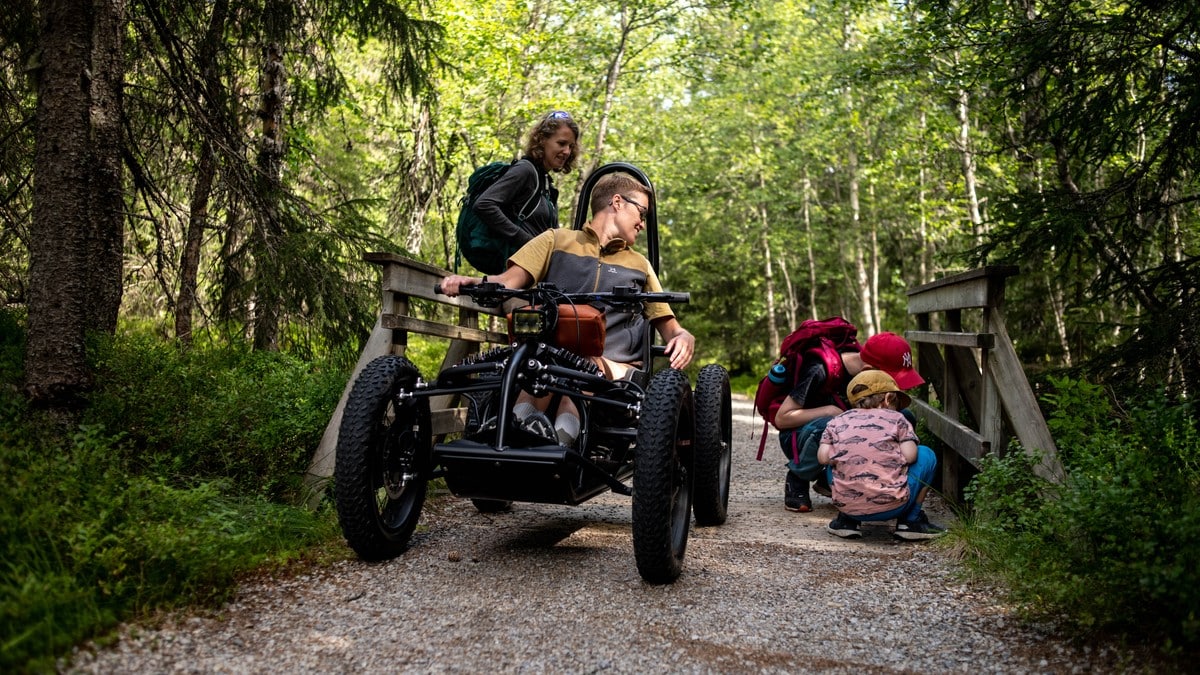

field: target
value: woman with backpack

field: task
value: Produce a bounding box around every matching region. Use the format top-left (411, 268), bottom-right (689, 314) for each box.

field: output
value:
top-left (775, 331), bottom-right (925, 513)
top-left (471, 111), bottom-right (581, 262)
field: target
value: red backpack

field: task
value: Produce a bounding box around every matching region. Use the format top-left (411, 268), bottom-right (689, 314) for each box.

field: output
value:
top-left (753, 317), bottom-right (861, 459)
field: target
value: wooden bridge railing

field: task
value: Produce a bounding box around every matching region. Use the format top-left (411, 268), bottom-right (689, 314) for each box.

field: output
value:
top-left (302, 253), bottom-right (504, 506)
top-left (905, 266), bottom-right (1065, 501)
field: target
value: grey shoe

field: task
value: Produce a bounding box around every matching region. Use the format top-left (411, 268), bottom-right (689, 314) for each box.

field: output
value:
top-left (894, 511), bottom-right (946, 541)
top-left (826, 512), bottom-right (862, 539)
top-left (812, 473), bottom-right (832, 498)
top-left (517, 411), bottom-right (557, 444)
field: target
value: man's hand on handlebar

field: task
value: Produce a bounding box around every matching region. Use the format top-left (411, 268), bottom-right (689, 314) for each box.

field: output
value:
top-left (438, 274), bottom-right (484, 297)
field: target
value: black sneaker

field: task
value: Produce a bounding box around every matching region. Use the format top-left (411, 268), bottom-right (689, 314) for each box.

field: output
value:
top-left (894, 511), bottom-right (946, 541)
top-left (784, 472), bottom-right (812, 513)
top-left (826, 512), bottom-right (862, 539)
top-left (516, 411), bottom-right (557, 444)
top-left (812, 473), bottom-right (832, 498)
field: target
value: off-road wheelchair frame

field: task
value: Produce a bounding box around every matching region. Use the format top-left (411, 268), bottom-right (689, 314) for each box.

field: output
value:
top-left (333, 163), bottom-right (732, 584)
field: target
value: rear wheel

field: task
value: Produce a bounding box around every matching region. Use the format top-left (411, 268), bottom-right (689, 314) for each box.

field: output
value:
top-left (632, 368), bottom-right (694, 584)
top-left (693, 364), bottom-right (732, 526)
top-left (335, 355), bottom-right (431, 560)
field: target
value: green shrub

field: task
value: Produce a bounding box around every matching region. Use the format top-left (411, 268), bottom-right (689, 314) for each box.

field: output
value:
top-left (958, 377), bottom-right (1200, 656)
top-left (401, 333), bottom-right (450, 379)
top-left (0, 317), bottom-right (345, 671)
top-left (84, 334), bottom-right (347, 499)
top-left (0, 415), bottom-right (338, 672)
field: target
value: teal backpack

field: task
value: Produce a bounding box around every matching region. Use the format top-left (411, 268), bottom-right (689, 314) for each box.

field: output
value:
top-left (455, 160), bottom-right (542, 275)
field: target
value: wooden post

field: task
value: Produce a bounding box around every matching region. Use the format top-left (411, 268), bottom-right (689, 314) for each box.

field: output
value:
top-left (905, 266), bottom-right (1063, 503)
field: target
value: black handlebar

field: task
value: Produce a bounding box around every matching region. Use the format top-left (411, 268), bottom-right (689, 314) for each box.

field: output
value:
top-left (435, 282), bottom-right (689, 309)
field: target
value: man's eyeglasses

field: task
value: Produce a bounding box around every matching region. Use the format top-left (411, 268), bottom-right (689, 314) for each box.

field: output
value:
top-left (619, 194), bottom-right (648, 221)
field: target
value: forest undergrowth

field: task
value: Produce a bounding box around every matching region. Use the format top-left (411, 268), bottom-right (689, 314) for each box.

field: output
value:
top-left (0, 311), bottom-right (349, 672)
top-left (951, 376), bottom-right (1200, 661)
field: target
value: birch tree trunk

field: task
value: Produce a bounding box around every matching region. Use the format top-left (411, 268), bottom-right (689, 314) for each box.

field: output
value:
top-left (849, 144), bottom-right (874, 334)
top-left (779, 257), bottom-right (797, 331)
top-left (586, 7), bottom-right (630, 176)
top-left (401, 99), bottom-right (439, 256)
top-left (842, 12), bottom-right (875, 335)
top-left (803, 173), bottom-right (817, 320)
top-left (918, 111), bottom-right (930, 285)
top-left (868, 179), bottom-right (880, 332)
top-left (956, 83), bottom-right (984, 244)
top-left (759, 168), bottom-right (779, 356)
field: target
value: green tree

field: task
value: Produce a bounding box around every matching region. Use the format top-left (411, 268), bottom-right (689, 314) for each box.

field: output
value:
top-left (913, 0), bottom-right (1200, 395)
top-left (23, 0), bottom-right (126, 407)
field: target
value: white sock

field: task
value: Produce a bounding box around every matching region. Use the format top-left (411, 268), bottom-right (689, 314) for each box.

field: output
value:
top-left (555, 413), bottom-right (580, 446)
top-left (513, 401), bottom-right (537, 420)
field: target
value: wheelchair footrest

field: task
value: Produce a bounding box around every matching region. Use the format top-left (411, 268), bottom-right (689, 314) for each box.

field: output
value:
top-left (434, 439), bottom-right (633, 505)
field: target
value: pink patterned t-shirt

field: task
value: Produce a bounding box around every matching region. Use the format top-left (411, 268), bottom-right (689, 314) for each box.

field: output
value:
top-left (820, 408), bottom-right (918, 517)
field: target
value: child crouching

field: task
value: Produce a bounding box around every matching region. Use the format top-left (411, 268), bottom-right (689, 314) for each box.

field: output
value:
top-left (816, 370), bottom-right (945, 540)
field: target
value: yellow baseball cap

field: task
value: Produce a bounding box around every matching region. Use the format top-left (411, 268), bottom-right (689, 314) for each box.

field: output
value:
top-left (846, 370), bottom-right (911, 408)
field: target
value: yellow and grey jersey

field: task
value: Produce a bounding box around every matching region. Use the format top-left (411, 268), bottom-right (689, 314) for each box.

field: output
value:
top-left (509, 226), bottom-right (674, 364)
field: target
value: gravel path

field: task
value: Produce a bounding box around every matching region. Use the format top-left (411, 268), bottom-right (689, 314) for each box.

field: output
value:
top-left (67, 396), bottom-right (1140, 674)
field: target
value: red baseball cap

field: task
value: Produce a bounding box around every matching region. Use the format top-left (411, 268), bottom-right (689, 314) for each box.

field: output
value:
top-left (860, 332), bottom-right (925, 390)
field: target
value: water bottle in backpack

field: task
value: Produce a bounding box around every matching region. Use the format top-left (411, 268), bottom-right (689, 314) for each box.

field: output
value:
top-left (767, 363), bottom-right (788, 385)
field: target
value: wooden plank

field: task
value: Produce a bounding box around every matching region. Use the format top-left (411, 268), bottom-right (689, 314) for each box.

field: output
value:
top-left (906, 330), bottom-right (994, 349)
top-left (907, 277), bottom-right (992, 313)
top-left (985, 312), bottom-right (1066, 483)
top-left (432, 406), bottom-right (467, 436)
top-left (369, 253), bottom-right (506, 315)
top-left (906, 266), bottom-right (1018, 314)
top-left (945, 345), bottom-right (983, 423)
top-left (914, 339), bottom-right (945, 395)
top-left (910, 399), bottom-right (989, 468)
top-left (906, 265), bottom-right (1019, 296)
top-left (382, 314), bottom-right (507, 344)
top-left (364, 251), bottom-right (447, 276)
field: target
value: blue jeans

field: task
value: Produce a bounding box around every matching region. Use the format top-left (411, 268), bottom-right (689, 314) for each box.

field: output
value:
top-left (779, 416), bottom-right (832, 482)
top-left (828, 444), bottom-right (937, 524)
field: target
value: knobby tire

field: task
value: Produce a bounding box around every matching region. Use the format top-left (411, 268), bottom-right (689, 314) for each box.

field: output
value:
top-left (631, 368), bottom-right (694, 584)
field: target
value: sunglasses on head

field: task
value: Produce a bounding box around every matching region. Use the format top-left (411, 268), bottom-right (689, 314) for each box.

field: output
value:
top-left (548, 110), bottom-right (572, 120)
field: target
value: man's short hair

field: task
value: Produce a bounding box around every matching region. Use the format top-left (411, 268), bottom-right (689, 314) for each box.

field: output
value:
top-left (590, 172), bottom-right (655, 217)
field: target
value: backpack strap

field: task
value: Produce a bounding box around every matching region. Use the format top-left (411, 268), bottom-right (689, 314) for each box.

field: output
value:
top-left (514, 158), bottom-right (545, 221)
top-left (811, 339), bottom-right (851, 410)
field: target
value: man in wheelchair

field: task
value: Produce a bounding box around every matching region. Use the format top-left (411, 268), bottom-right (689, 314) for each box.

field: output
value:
top-left (439, 172), bottom-right (696, 445)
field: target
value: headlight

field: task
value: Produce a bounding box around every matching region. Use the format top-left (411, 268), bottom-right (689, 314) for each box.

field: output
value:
top-left (509, 307), bottom-right (546, 337)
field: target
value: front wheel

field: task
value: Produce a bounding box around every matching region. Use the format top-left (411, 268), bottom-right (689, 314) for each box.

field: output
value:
top-left (632, 368), bottom-right (694, 584)
top-left (335, 355), bottom-right (431, 561)
top-left (692, 364), bottom-right (732, 526)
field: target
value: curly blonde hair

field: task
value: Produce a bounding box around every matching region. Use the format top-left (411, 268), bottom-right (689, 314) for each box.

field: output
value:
top-left (522, 111), bottom-right (581, 173)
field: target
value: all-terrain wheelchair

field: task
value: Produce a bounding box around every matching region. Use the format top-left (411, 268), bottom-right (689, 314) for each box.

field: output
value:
top-left (333, 163), bottom-right (732, 584)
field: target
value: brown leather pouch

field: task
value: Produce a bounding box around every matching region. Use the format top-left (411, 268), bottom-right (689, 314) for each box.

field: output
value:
top-left (554, 303), bottom-right (606, 357)
top-left (508, 303), bottom-right (607, 357)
